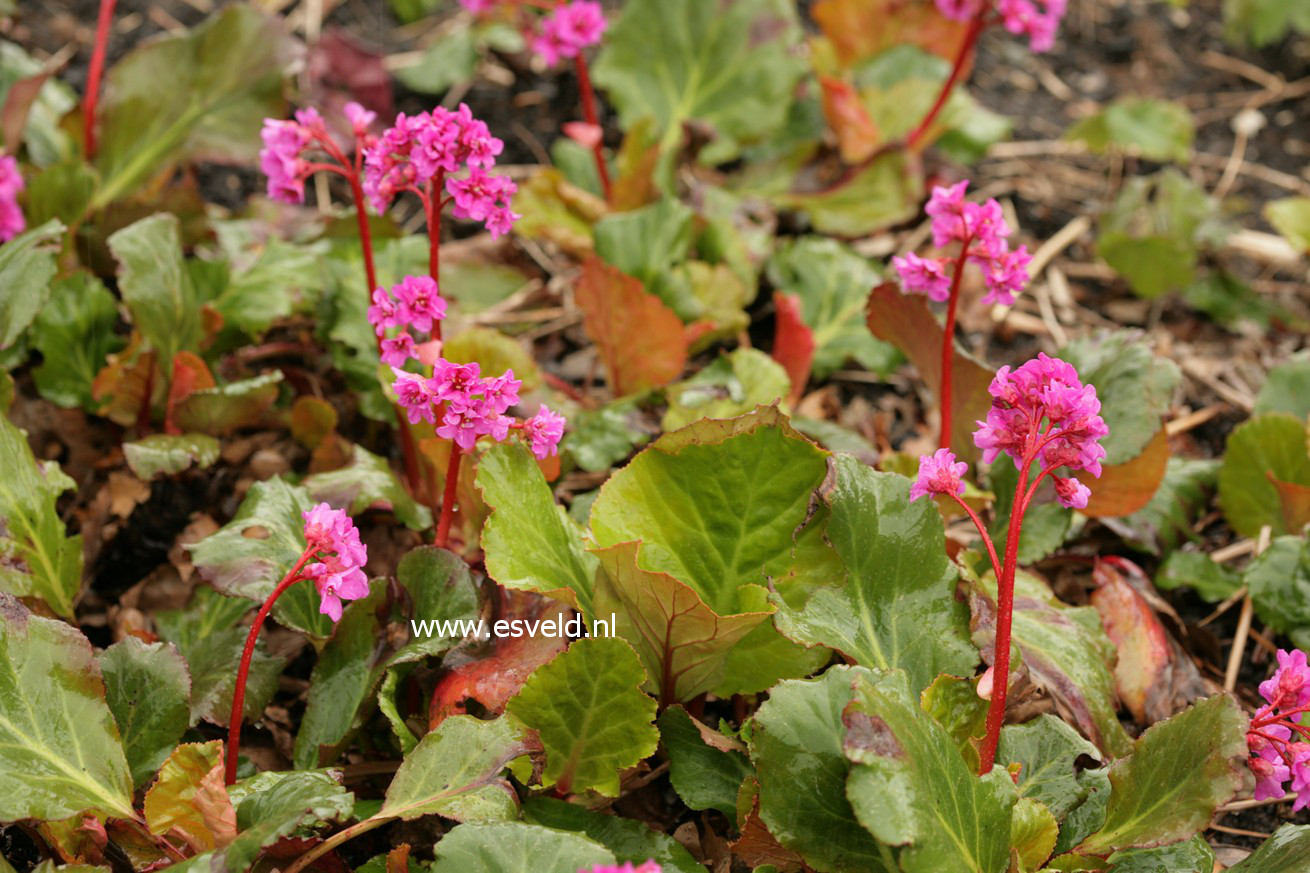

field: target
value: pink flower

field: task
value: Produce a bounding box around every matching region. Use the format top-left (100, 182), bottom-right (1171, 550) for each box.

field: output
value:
top-left (381, 332), bottom-right (418, 367)
top-left (909, 449), bottom-right (968, 502)
top-left (935, 0), bottom-right (985, 19)
top-left (393, 275), bottom-right (448, 334)
top-left (0, 154), bottom-right (25, 242)
top-left (368, 287), bottom-right (400, 335)
top-left (980, 245), bottom-right (1032, 306)
top-left (580, 863), bottom-right (660, 873)
top-left (308, 560), bottom-right (370, 622)
top-left (893, 252), bottom-right (952, 303)
top-left (260, 118), bottom-right (311, 204)
top-left (534, 1), bottom-right (607, 66)
top-left (483, 369), bottom-right (522, 415)
top-left (459, 0), bottom-right (499, 11)
top-left (446, 169), bottom-right (519, 239)
top-left (364, 106), bottom-right (507, 212)
top-left (925, 181), bottom-right (970, 248)
top-left (522, 405), bottom-right (566, 459)
top-left (301, 502), bottom-right (369, 622)
top-left (1052, 475), bottom-right (1090, 510)
top-left (392, 368), bottom-right (438, 424)
top-left (431, 360), bottom-right (482, 404)
top-left (344, 101), bottom-right (376, 137)
top-left (437, 401), bottom-right (485, 451)
top-left (997, 0), bottom-right (1066, 52)
top-left (1261, 649), bottom-right (1310, 710)
top-left (1251, 755), bottom-right (1292, 803)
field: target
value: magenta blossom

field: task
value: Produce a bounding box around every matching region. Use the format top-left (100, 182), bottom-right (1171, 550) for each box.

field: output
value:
top-left (258, 105), bottom-right (370, 205)
top-left (370, 275), bottom-right (447, 368)
top-left (935, 0), bottom-right (1066, 53)
top-left (0, 154), bottom-right (26, 242)
top-left (909, 449), bottom-right (969, 502)
top-left (891, 251), bottom-right (953, 302)
top-left (533, 1), bottom-right (607, 66)
top-left (301, 503), bottom-right (369, 622)
top-left (523, 405), bottom-right (566, 460)
top-left (1247, 649), bottom-right (1310, 810)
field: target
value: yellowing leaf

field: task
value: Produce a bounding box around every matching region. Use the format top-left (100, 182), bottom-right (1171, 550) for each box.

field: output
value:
top-left (143, 741), bottom-right (236, 852)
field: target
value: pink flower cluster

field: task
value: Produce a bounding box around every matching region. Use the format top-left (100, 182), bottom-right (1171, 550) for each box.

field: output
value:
top-left (362, 105), bottom-right (519, 238)
top-left (302, 503), bottom-right (369, 622)
top-left (909, 448), bottom-right (969, 502)
top-left (935, 0), bottom-right (1066, 53)
top-left (0, 154), bottom-right (26, 242)
top-left (368, 275), bottom-right (448, 367)
top-left (392, 360), bottom-right (565, 460)
top-left (974, 353), bottom-right (1106, 509)
top-left (580, 864), bottom-right (660, 873)
top-left (259, 103), bottom-right (376, 205)
top-left (892, 181), bottom-right (1032, 306)
top-left (1248, 649), bottom-right (1310, 808)
top-left (532, 1), bottom-right (607, 67)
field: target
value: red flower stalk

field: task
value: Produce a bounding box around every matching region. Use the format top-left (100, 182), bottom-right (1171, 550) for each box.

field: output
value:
top-left (83, 0), bottom-right (118, 160)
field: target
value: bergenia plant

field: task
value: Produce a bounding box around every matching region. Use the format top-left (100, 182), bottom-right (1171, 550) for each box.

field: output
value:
top-left (461, 0), bottom-right (611, 199)
top-left (893, 180), bottom-right (1032, 448)
top-left (225, 503), bottom-right (368, 784)
top-left (1248, 648), bottom-right (1310, 807)
top-left (0, 153), bottom-right (25, 242)
top-left (910, 352), bottom-right (1107, 773)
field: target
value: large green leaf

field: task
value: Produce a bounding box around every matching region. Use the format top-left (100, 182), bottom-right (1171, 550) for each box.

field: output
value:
top-left (1218, 413), bottom-right (1310, 537)
top-left (1066, 98), bottom-right (1194, 163)
top-left (123, 433), bottom-right (220, 480)
top-left (1255, 351), bottom-right (1310, 420)
top-left (1106, 836), bottom-right (1216, 873)
top-left (592, 0), bottom-right (805, 167)
top-left (477, 441), bottom-right (599, 617)
top-left (431, 822), bottom-right (615, 873)
top-left (1228, 824), bottom-right (1310, 871)
top-left (98, 636), bottom-right (191, 789)
top-left (506, 637), bottom-right (658, 796)
top-left (658, 705), bottom-right (753, 817)
top-left (1223, 0), bottom-right (1310, 46)
top-left (523, 797), bottom-right (703, 873)
top-left (750, 665), bottom-right (895, 873)
top-left (208, 232), bottom-right (329, 337)
top-left (773, 456), bottom-right (976, 696)
top-left (378, 715), bottom-right (527, 823)
top-left (304, 444), bottom-right (432, 531)
top-left (591, 406), bottom-right (828, 615)
top-left (107, 214), bottom-right (202, 374)
top-left (0, 220), bottom-right (65, 352)
top-left (592, 541), bottom-right (769, 704)
top-left (1246, 535), bottom-right (1310, 651)
top-left (225, 771), bottom-right (354, 873)
top-left (0, 415), bottom-right (83, 619)
top-left (997, 715), bottom-right (1103, 822)
top-left (0, 595), bottom-right (135, 822)
top-left (844, 670), bottom-right (1017, 873)
top-left (188, 477), bottom-right (332, 639)
top-left (774, 151), bottom-right (921, 238)
top-left (388, 546), bottom-right (481, 667)
top-left (93, 5), bottom-right (290, 208)
top-left (661, 349), bottom-right (793, 430)
top-left (1156, 551), bottom-right (1242, 604)
top-left (765, 237), bottom-right (899, 379)
top-left (1076, 695), bottom-right (1248, 853)
top-left (172, 371), bottom-right (284, 436)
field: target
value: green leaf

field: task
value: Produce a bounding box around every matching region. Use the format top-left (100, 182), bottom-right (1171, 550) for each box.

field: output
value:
top-left (773, 456), bottom-right (976, 696)
top-left (93, 5), bottom-right (290, 208)
top-left (154, 585), bottom-right (251, 653)
top-left (1052, 769), bottom-right (1111, 855)
top-left (389, 546), bottom-right (481, 667)
top-left (1076, 694), bottom-right (1248, 853)
top-left (506, 637), bottom-right (658, 796)
top-left (1060, 331), bottom-right (1181, 466)
top-left (661, 349), bottom-right (792, 430)
top-left (1227, 823), bottom-right (1310, 871)
top-left (226, 771), bottom-right (354, 873)
top-left (592, 0), bottom-right (806, 168)
top-left (444, 326), bottom-right (541, 392)
top-left (774, 151), bottom-right (921, 238)
top-left (188, 477), bottom-right (332, 638)
top-left (749, 665), bottom-right (894, 873)
top-left (1218, 413), bottom-right (1310, 537)
top-left (0, 219), bottom-right (64, 352)
top-left (1266, 197), bottom-right (1310, 253)
top-left (31, 274), bottom-right (126, 410)
top-left (523, 796), bottom-right (704, 873)
top-left (1011, 798), bottom-right (1059, 872)
top-left (379, 715), bottom-right (527, 823)
top-left (591, 405), bottom-right (828, 614)
top-left (304, 444), bottom-right (432, 531)
top-left (563, 398), bottom-right (653, 473)
top-left (478, 441), bottom-right (599, 617)
top-left (997, 715), bottom-right (1103, 822)
top-left (393, 26), bottom-right (478, 94)
top-left (844, 670), bottom-right (1018, 873)
top-left (0, 42), bottom-right (77, 166)
top-left (0, 415), bottom-right (83, 619)
top-left (172, 371), bottom-right (284, 436)
top-left (765, 237), bottom-right (899, 379)
top-left (1246, 536), bottom-right (1310, 651)
top-left (1223, 0), bottom-right (1310, 47)
top-left (1255, 351), bottom-right (1310, 420)
top-left (1113, 458), bottom-right (1218, 556)
top-left (593, 198), bottom-right (696, 317)
top-left (1106, 836), bottom-right (1216, 873)
top-left (593, 541), bottom-right (770, 704)
top-left (658, 705), bottom-right (753, 817)
top-left (0, 594), bottom-right (135, 821)
top-left (431, 822), bottom-right (615, 873)
top-left (920, 674), bottom-right (989, 771)
top-left (210, 236), bottom-right (330, 337)
top-left (123, 433), bottom-right (221, 480)
top-left (713, 618), bottom-right (834, 697)
top-left (98, 636), bottom-right (191, 789)
top-left (107, 214), bottom-right (202, 374)
top-left (24, 160), bottom-right (98, 228)
top-left (293, 581), bottom-right (388, 770)
top-left (1155, 551), bottom-right (1242, 604)
top-left (1066, 98), bottom-right (1194, 163)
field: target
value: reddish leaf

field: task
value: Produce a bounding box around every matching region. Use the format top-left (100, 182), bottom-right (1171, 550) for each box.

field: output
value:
top-left (428, 591), bottom-right (568, 730)
top-left (813, 0), bottom-right (973, 68)
top-left (3, 63), bottom-right (61, 154)
top-left (1083, 428), bottom-right (1170, 518)
top-left (1090, 562), bottom-right (1170, 724)
top-left (92, 335), bottom-right (159, 428)
top-left (771, 292), bottom-right (815, 408)
top-left (305, 28), bottom-right (394, 136)
top-left (386, 844), bottom-right (411, 873)
top-left (866, 282), bottom-right (992, 461)
top-left (1270, 471), bottom-right (1310, 533)
top-left (575, 255), bottom-right (687, 396)
top-left (819, 75), bottom-right (881, 163)
top-left (731, 792), bottom-right (804, 872)
top-left (164, 352), bottom-right (215, 436)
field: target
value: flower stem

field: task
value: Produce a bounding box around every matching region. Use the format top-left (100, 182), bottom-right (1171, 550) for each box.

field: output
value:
top-left (906, 10), bottom-right (988, 151)
top-left (938, 244), bottom-right (970, 450)
top-left (225, 549), bottom-right (315, 785)
top-left (83, 0), bottom-right (118, 160)
top-left (573, 53), bottom-right (612, 202)
top-left (435, 444), bottom-right (462, 549)
top-left (948, 493), bottom-right (1003, 582)
top-left (428, 173), bottom-right (445, 342)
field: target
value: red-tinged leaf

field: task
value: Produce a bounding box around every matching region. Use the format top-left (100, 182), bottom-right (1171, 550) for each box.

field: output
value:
top-left (164, 351), bottom-right (215, 436)
top-left (428, 591), bottom-right (568, 730)
top-left (731, 793), bottom-right (805, 872)
top-left (1083, 428), bottom-right (1170, 518)
top-left (819, 75), bottom-right (882, 163)
top-left (867, 282), bottom-right (992, 461)
top-left (575, 255), bottom-right (687, 397)
top-left (610, 120), bottom-right (661, 212)
top-left (3, 64), bottom-right (60, 154)
top-left (92, 335), bottom-right (159, 428)
top-left (386, 843), bottom-right (412, 873)
top-left (812, 0), bottom-right (973, 68)
top-left (772, 292), bottom-right (815, 407)
top-left (1270, 471), bottom-right (1310, 533)
top-left (305, 28), bottom-right (394, 136)
top-left (1090, 562), bottom-right (1171, 724)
